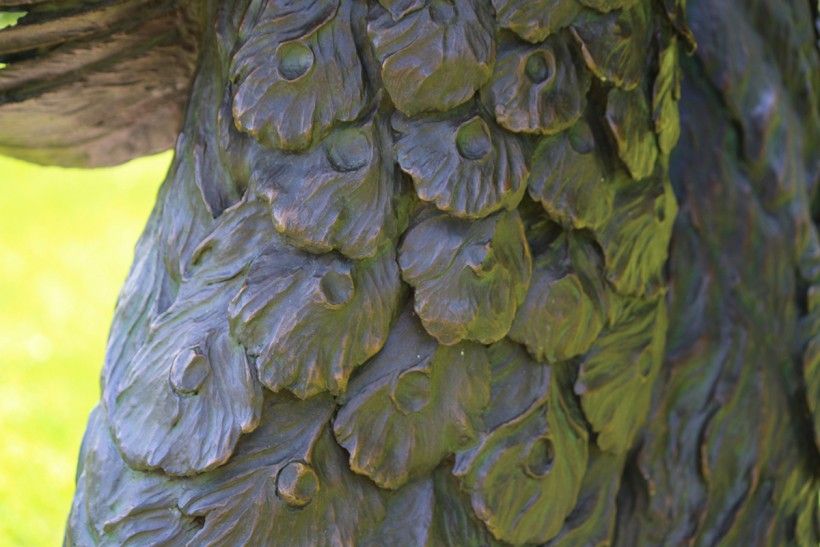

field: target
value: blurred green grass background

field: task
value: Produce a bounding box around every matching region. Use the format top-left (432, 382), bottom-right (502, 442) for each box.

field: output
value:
top-left (0, 153), bottom-right (170, 546)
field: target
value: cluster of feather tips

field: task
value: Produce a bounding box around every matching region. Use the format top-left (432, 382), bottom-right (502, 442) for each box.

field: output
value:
top-left (51, 0), bottom-right (820, 545)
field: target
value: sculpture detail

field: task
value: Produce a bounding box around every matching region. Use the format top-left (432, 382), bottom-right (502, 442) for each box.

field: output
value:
top-left (0, 0), bottom-right (816, 544)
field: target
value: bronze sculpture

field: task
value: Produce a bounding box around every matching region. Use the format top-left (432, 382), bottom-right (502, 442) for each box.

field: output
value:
top-left (0, 0), bottom-right (817, 544)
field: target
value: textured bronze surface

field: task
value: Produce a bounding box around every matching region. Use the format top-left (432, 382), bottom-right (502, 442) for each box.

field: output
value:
top-left (1, 0), bottom-right (817, 544)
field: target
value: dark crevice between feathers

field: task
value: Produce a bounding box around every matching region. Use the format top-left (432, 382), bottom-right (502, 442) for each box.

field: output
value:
top-left (612, 442), bottom-right (650, 545)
